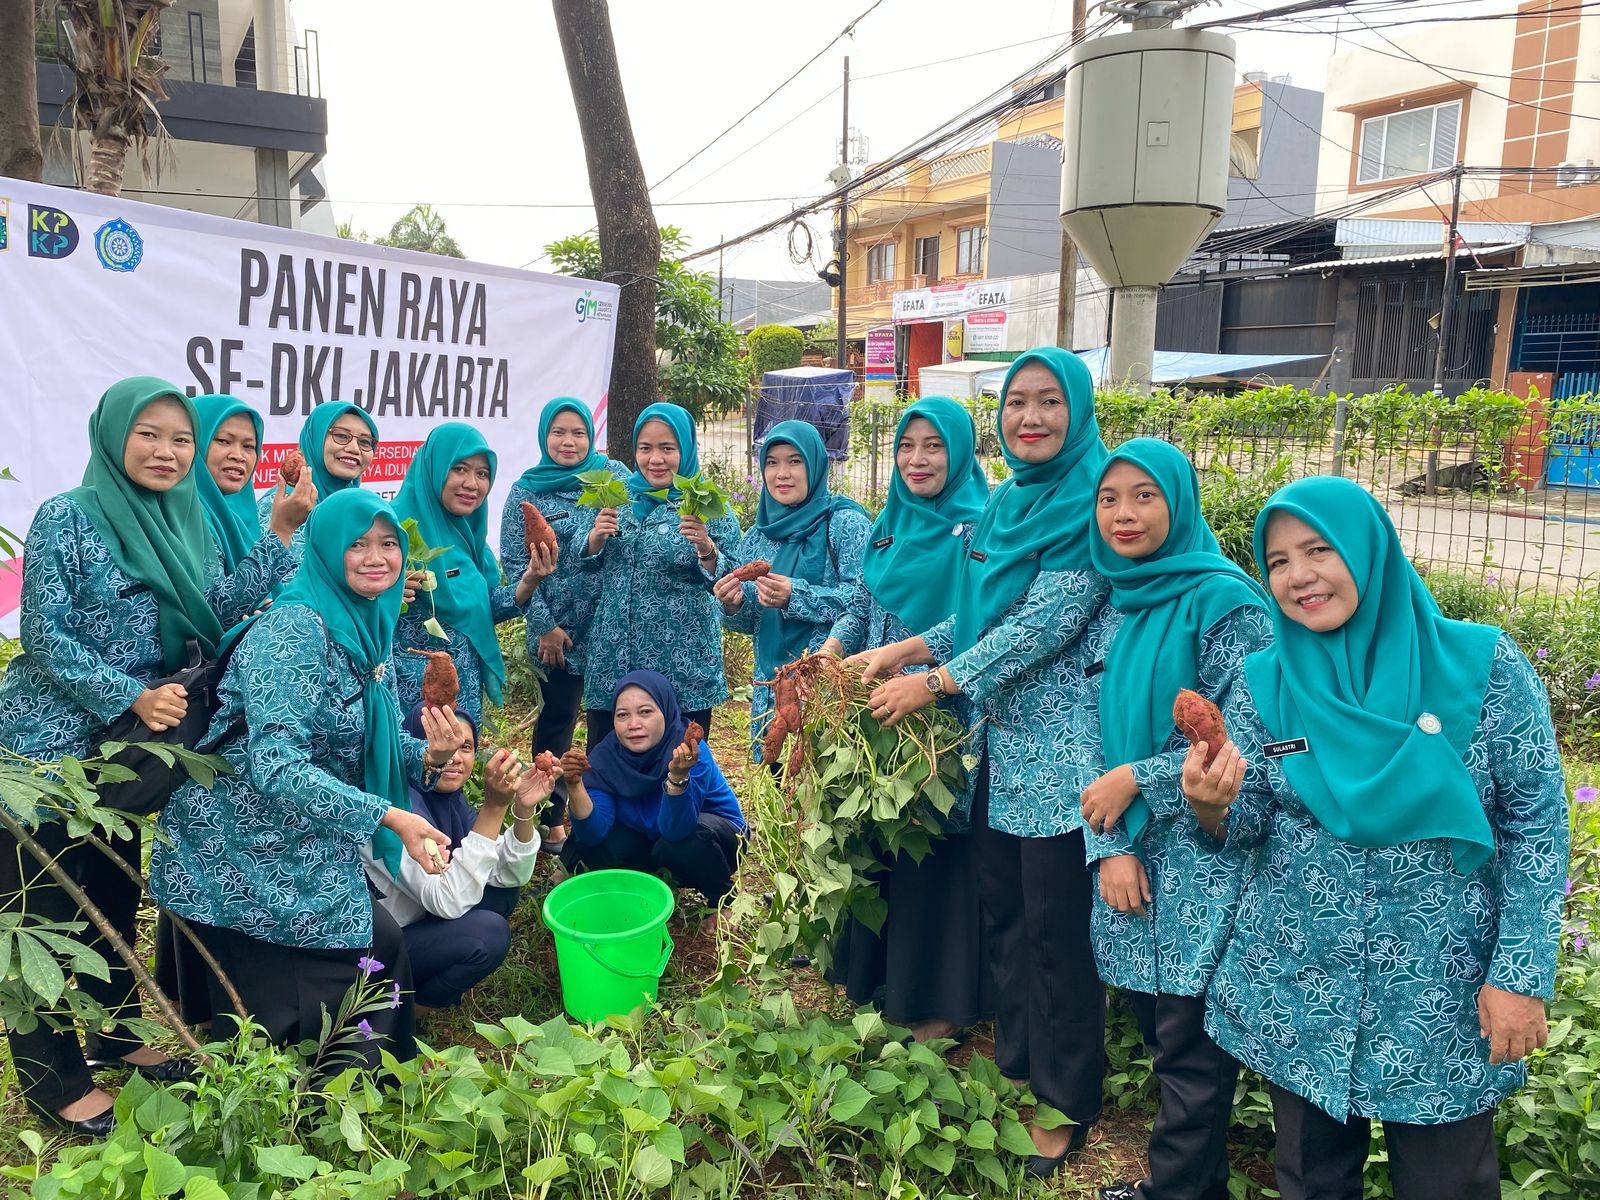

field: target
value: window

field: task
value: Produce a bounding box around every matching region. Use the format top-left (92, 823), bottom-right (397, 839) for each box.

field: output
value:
top-left (1357, 100), bottom-right (1460, 184)
top-left (867, 241), bottom-right (897, 284)
top-left (956, 226), bottom-right (986, 275)
top-left (915, 235), bottom-right (940, 279)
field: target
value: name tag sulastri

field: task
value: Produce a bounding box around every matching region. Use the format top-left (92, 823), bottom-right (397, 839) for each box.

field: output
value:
top-left (1262, 737), bottom-right (1309, 759)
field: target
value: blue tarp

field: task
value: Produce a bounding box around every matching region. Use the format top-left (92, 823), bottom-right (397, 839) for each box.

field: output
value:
top-left (1075, 346), bottom-right (1325, 386)
top-left (755, 367), bottom-right (854, 458)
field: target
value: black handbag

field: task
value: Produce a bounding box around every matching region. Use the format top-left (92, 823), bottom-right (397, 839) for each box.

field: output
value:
top-left (92, 638), bottom-right (234, 816)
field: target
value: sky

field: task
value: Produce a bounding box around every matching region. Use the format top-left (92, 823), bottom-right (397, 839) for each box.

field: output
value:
top-left (286, 0), bottom-right (1488, 282)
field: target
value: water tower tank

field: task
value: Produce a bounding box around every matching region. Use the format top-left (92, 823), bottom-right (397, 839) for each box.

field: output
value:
top-left (1060, 28), bottom-right (1237, 288)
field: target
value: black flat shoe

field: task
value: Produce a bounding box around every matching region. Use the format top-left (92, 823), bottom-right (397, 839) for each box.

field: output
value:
top-left (29, 1102), bottom-right (115, 1139)
top-left (1023, 1123), bottom-right (1090, 1178)
top-left (85, 1057), bottom-right (196, 1083)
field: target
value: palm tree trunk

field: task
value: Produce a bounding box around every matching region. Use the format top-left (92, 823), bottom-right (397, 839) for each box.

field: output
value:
top-left (85, 126), bottom-right (129, 195)
top-left (0, 0), bottom-right (44, 181)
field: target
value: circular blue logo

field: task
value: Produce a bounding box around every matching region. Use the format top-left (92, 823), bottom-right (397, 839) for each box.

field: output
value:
top-left (94, 218), bottom-right (143, 273)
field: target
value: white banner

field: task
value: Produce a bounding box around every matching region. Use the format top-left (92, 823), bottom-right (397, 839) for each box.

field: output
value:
top-left (891, 278), bottom-right (1012, 324)
top-left (0, 177), bottom-right (619, 627)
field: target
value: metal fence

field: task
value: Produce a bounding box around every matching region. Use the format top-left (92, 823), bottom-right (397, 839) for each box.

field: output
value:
top-left (697, 392), bottom-right (1600, 594)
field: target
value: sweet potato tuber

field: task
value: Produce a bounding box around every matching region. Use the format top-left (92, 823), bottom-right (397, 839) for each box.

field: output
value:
top-left (1173, 688), bottom-right (1228, 768)
top-left (280, 448), bottom-right (305, 488)
top-left (408, 648), bottom-right (460, 709)
top-left (762, 718), bottom-right (789, 766)
top-left (534, 750), bottom-right (560, 774)
top-left (561, 748), bottom-right (590, 787)
top-left (682, 721), bottom-right (705, 758)
top-left (521, 500), bottom-right (559, 555)
top-left (732, 559), bottom-right (772, 583)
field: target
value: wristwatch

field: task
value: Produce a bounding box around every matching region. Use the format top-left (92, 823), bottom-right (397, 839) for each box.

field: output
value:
top-left (924, 668), bottom-right (947, 697)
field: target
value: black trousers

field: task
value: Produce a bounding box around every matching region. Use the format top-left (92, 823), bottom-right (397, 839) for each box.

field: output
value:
top-left (402, 885), bottom-right (519, 1008)
top-left (533, 666), bottom-right (585, 825)
top-left (1, 820), bottom-right (146, 1112)
top-left (560, 812), bottom-right (742, 905)
top-left (1269, 1084), bottom-right (1499, 1200)
top-left (585, 707), bottom-right (713, 752)
top-left (1128, 991), bottom-right (1238, 1200)
top-left (971, 769), bottom-right (1105, 1124)
top-left (188, 906), bottom-right (417, 1074)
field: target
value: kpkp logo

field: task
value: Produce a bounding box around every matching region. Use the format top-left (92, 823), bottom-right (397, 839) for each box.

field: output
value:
top-left (27, 205), bottom-right (79, 259)
top-left (574, 289), bottom-right (614, 324)
top-left (94, 217), bottom-right (143, 273)
top-left (0, 199), bottom-right (9, 252)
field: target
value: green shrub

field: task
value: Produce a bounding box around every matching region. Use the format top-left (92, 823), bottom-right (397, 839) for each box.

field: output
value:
top-left (1197, 453), bottom-right (1296, 577)
top-left (746, 324), bottom-right (805, 380)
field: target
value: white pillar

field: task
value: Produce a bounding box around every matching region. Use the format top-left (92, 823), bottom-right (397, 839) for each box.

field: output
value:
top-left (1108, 285), bottom-right (1157, 396)
top-left (252, 0), bottom-right (287, 92)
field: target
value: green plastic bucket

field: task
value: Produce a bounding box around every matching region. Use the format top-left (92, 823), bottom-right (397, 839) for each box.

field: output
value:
top-left (541, 868), bottom-right (675, 1023)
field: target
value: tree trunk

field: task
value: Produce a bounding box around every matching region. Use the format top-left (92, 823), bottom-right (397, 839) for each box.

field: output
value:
top-left (0, 0), bottom-right (44, 182)
top-left (85, 126), bottom-right (128, 196)
top-left (552, 0), bottom-right (660, 462)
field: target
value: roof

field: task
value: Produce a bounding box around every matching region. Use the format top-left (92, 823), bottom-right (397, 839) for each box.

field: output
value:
top-left (1463, 260), bottom-right (1600, 291)
top-left (1075, 347), bottom-right (1325, 385)
top-left (1285, 244), bottom-right (1522, 273)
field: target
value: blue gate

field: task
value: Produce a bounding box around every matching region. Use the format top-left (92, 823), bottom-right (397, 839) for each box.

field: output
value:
top-left (1545, 371), bottom-right (1600, 489)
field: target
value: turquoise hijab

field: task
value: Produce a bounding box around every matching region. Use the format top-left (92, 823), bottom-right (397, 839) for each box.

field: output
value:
top-left (861, 397), bottom-right (989, 636)
top-left (68, 377), bottom-right (224, 670)
top-left (391, 423), bottom-right (506, 705)
top-left (753, 421), bottom-right (867, 677)
top-left (275, 488), bottom-right (411, 876)
top-left (517, 398), bottom-right (608, 495)
top-left (1242, 476), bottom-right (1499, 873)
top-left (298, 401), bottom-right (378, 498)
top-left (193, 394), bottom-right (264, 573)
top-left (1091, 439), bottom-right (1268, 847)
top-left (951, 347), bottom-right (1107, 654)
top-left (627, 402), bottom-right (699, 518)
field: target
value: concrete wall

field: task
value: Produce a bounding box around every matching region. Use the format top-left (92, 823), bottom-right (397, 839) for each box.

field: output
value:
top-left (1223, 81), bottom-right (1324, 227)
top-left (987, 141), bottom-right (1065, 279)
top-left (161, 0), bottom-right (224, 85)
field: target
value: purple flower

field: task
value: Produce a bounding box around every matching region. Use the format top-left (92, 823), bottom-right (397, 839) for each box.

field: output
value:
top-left (1536, 648), bottom-right (1550, 659)
top-left (358, 955), bottom-right (384, 976)
top-left (1575, 786), bottom-right (1598, 804)
top-left (389, 980), bottom-right (402, 1010)
top-left (1586, 672), bottom-right (1600, 691)
top-left (357, 1019), bottom-right (374, 1040)
top-left (1576, 936), bottom-right (1588, 952)
top-left (1486, 574), bottom-right (1497, 586)
top-left (1567, 878), bottom-right (1575, 896)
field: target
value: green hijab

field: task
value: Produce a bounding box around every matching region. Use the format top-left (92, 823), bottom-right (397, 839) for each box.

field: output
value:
top-left (861, 397), bottom-right (990, 636)
top-left (627, 402), bottom-right (699, 518)
top-left (391, 423), bottom-right (506, 704)
top-left (753, 421), bottom-right (867, 677)
top-left (951, 347), bottom-right (1107, 654)
top-left (518, 398), bottom-right (608, 495)
top-left (275, 488), bottom-right (411, 877)
top-left (193, 394), bottom-right (264, 573)
top-left (298, 401), bottom-right (378, 498)
top-left (68, 377), bottom-right (224, 671)
top-left (1091, 439), bottom-right (1268, 847)
top-left (1242, 476), bottom-right (1500, 873)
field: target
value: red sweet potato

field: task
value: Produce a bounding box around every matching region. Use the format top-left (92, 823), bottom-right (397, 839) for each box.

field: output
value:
top-left (280, 447), bottom-right (305, 487)
top-left (561, 748), bottom-right (590, 787)
top-left (534, 750), bottom-right (560, 774)
top-left (522, 500), bottom-right (559, 555)
top-left (682, 721), bottom-right (705, 758)
top-left (762, 718), bottom-right (789, 766)
top-left (1173, 688), bottom-right (1228, 768)
top-left (408, 649), bottom-right (460, 709)
top-left (733, 559), bottom-right (772, 583)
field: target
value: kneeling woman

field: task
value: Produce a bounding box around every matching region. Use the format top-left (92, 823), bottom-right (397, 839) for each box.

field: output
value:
top-left (1079, 439), bottom-right (1270, 1200)
top-left (151, 490), bottom-right (462, 1068)
top-left (1195, 477), bottom-right (1566, 1200)
top-left (561, 671), bottom-right (745, 914)
top-left (363, 705), bottom-right (553, 1009)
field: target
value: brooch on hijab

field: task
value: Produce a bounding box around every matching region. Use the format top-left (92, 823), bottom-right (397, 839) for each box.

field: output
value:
top-left (374, 662), bottom-right (387, 684)
top-left (1416, 712), bottom-right (1441, 735)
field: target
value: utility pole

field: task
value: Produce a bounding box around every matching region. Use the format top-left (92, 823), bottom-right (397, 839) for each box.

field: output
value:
top-left (836, 56), bottom-right (850, 370)
top-left (1055, 0), bottom-right (1087, 350)
top-left (717, 233), bottom-right (725, 323)
top-left (1426, 162), bottom-right (1464, 495)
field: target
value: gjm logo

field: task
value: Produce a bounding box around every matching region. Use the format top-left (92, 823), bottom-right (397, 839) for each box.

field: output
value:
top-left (27, 205), bottom-right (79, 260)
top-left (576, 291), bottom-right (601, 323)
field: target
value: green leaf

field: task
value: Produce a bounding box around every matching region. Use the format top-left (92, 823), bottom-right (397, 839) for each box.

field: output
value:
top-left (141, 1144), bottom-right (186, 1197)
top-left (827, 1077), bottom-right (873, 1122)
top-left (16, 932), bottom-right (65, 1005)
top-left (964, 1120), bottom-right (997, 1150)
top-left (630, 1144), bottom-right (673, 1190)
top-left (997, 1119), bottom-right (1037, 1156)
top-left (576, 470), bottom-right (630, 510)
top-left (134, 1086), bottom-right (188, 1134)
top-left (522, 1155), bottom-right (569, 1186)
top-left (338, 1102), bottom-right (366, 1151)
top-left (181, 1179), bottom-right (229, 1200)
top-left (254, 1145), bottom-right (320, 1180)
top-left (651, 1123), bottom-right (686, 1164)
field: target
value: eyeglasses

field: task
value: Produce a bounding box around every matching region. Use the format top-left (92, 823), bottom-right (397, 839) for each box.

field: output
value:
top-left (327, 429), bottom-right (377, 453)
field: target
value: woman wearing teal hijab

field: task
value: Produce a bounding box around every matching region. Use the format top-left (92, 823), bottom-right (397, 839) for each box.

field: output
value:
top-left (821, 397), bottom-right (990, 1046)
top-left (856, 347), bottom-right (1121, 1175)
top-left (191, 394), bottom-right (309, 611)
top-left (713, 420), bottom-right (870, 761)
top-left (1192, 476), bottom-right (1566, 1200)
top-left (582, 402), bottom-right (741, 746)
top-left (254, 400), bottom-right (379, 559)
top-left (151, 489), bottom-right (466, 1074)
top-left (391, 423), bottom-right (552, 725)
top-left (501, 398), bottom-right (631, 848)
top-left (1077, 438), bottom-right (1271, 1200)
top-left (0, 377), bottom-right (286, 1134)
